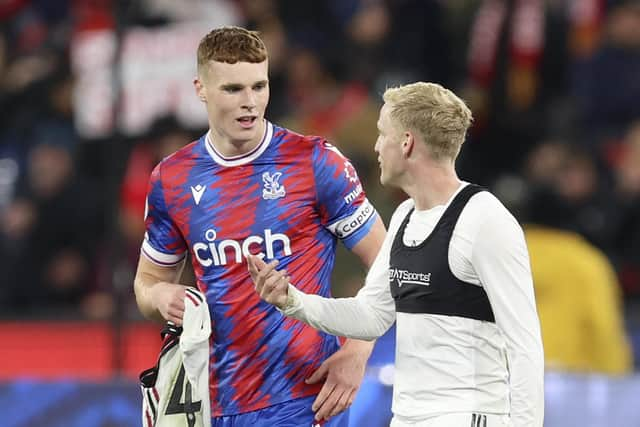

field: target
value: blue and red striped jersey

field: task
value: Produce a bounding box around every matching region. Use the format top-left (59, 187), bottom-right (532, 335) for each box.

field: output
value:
top-left (141, 121), bottom-right (378, 416)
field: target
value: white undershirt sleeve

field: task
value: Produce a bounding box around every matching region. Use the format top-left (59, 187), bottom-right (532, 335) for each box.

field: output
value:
top-left (472, 212), bottom-right (545, 427)
top-left (282, 217), bottom-right (398, 341)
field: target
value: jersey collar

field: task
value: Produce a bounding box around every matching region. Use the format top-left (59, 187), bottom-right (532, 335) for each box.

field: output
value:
top-left (205, 120), bottom-right (273, 167)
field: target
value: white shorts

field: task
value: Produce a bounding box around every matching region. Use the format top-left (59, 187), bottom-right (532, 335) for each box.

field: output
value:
top-left (390, 413), bottom-right (512, 427)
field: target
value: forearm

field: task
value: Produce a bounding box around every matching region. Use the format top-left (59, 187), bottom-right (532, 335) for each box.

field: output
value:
top-left (341, 337), bottom-right (375, 360)
top-left (133, 256), bottom-right (185, 323)
top-left (283, 284), bottom-right (395, 341)
top-left (134, 272), bottom-right (165, 322)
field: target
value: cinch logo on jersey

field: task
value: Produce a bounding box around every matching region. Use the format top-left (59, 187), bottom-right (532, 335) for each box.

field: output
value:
top-left (389, 268), bottom-right (431, 287)
top-left (192, 228), bottom-right (292, 266)
top-left (328, 199), bottom-right (374, 239)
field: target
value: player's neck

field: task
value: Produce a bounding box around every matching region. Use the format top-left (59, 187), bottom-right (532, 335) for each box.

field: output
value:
top-left (208, 120), bottom-right (266, 157)
top-left (405, 162), bottom-right (461, 211)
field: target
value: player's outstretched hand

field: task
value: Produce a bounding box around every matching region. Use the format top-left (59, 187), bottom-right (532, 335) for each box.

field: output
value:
top-left (247, 255), bottom-right (290, 309)
top-left (150, 282), bottom-right (187, 325)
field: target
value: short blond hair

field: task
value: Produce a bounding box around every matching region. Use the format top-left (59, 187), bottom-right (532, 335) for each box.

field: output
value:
top-left (383, 82), bottom-right (473, 160)
top-left (197, 26), bottom-right (268, 76)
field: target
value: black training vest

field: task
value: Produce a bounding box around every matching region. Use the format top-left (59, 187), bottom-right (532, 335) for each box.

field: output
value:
top-left (389, 184), bottom-right (495, 322)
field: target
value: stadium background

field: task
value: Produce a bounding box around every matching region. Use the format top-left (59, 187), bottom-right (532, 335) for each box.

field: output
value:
top-left (1, 0), bottom-right (639, 425)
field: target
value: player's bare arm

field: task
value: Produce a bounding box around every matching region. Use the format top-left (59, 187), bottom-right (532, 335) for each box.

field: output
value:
top-left (134, 255), bottom-right (190, 325)
top-left (350, 215), bottom-right (386, 266)
top-left (309, 218), bottom-right (385, 421)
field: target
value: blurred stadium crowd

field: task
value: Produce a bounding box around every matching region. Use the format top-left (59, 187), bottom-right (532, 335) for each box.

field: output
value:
top-left (0, 0), bottom-right (639, 379)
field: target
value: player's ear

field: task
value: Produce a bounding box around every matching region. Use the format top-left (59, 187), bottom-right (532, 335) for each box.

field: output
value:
top-left (194, 77), bottom-right (207, 102)
top-left (402, 132), bottom-right (414, 157)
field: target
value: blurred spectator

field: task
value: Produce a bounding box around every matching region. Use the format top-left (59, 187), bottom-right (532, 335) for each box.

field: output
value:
top-left (277, 44), bottom-right (401, 220)
top-left (459, 0), bottom-right (571, 184)
top-left (279, 46), bottom-right (381, 174)
top-left (0, 22), bottom-right (106, 317)
top-left (553, 145), bottom-right (618, 250)
top-left (0, 140), bottom-right (103, 317)
top-left (276, 0), bottom-right (346, 66)
top-left (525, 218), bottom-right (633, 375)
top-left (572, 0), bottom-right (640, 140)
top-left (0, 0), bottom-right (70, 130)
top-left (494, 175), bottom-right (633, 375)
top-left (371, 0), bottom-right (453, 90)
top-left (0, 1), bottom-right (73, 211)
top-left (523, 141), bottom-right (618, 252)
top-left (612, 121), bottom-right (640, 296)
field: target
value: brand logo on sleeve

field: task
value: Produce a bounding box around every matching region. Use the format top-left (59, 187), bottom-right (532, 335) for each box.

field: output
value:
top-left (344, 184), bottom-right (363, 204)
top-left (262, 171), bottom-right (286, 200)
top-left (191, 184), bottom-right (206, 205)
top-left (343, 160), bottom-right (358, 183)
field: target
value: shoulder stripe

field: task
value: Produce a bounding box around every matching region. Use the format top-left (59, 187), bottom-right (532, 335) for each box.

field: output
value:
top-left (141, 240), bottom-right (186, 266)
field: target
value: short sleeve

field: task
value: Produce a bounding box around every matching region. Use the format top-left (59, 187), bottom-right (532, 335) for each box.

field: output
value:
top-left (313, 141), bottom-right (378, 249)
top-left (140, 163), bottom-right (187, 266)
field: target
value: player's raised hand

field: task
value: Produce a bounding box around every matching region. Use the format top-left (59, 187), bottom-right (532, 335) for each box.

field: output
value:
top-left (247, 255), bottom-right (290, 309)
top-left (149, 282), bottom-right (187, 325)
